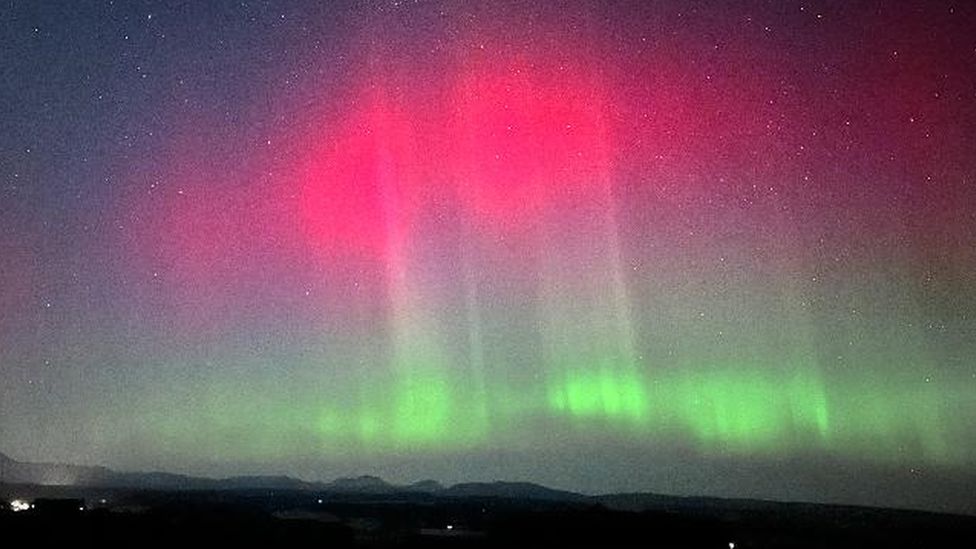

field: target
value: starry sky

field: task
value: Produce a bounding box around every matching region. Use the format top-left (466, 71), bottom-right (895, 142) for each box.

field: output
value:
top-left (2, 0), bottom-right (975, 514)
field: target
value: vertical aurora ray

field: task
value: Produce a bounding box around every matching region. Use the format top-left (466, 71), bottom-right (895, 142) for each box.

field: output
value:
top-left (523, 61), bottom-right (647, 430)
top-left (302, 76), bottom-right (493, 452)
top-left (369, 96), bottom-right (451, 450)
top-left (458, 222), bottom-right (492, 440)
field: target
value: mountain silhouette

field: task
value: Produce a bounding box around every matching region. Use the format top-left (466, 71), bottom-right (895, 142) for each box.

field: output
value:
top-left (0, 451), bottom-right (574, 499)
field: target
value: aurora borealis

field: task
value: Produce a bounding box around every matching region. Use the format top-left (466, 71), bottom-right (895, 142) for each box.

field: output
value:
top-left (2, 0), bottom-right (975, 514)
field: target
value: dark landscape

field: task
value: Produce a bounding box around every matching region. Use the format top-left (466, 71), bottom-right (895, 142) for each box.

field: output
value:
top-left (2, 452), bottom-right (974, 548)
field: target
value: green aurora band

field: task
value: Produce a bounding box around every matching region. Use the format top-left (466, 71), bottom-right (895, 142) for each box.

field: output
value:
top-left (127, 359), bottom-right (969, 465)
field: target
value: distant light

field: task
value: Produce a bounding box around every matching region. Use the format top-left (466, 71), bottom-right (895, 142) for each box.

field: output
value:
top-left (446, 524), bottom-right (454, 531)
top-left (99, 499), bottom-right (107, 504)
top-left (10, 499), bottom-right (30, 512)
top-left (79, 506), bottom-right (85, 511)
top-left (729, 543), bottom-right (735, 549)
top-left (317, 498), bottom-right (323, 504)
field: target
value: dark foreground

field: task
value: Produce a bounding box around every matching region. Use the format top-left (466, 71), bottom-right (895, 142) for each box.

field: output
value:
top-left (2, 485), bottom-right (974, 548)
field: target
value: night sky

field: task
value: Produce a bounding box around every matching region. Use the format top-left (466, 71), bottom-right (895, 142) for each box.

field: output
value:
top-left (2, 1), bottom-right (975, 514)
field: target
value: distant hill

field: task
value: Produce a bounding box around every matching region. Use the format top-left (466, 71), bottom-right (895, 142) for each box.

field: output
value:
top-left (1, 451), bottom-right (590, 504)
top-left (323, 475), bottom-right (396, 493)
top-left (0, 452), bottom-right (810, 508)
top-left (0, 450), bottom-right (115, 486)
top-left (314, 476), bottom-right (449, 496)
top-left (441, 481), bottom-right (590, 502)
top-left (0, 451), bottom-right (592, 503)
top-left (0, 451), bottom-right (310, 491)
top-left (0, 452), bottom-right (452, 496)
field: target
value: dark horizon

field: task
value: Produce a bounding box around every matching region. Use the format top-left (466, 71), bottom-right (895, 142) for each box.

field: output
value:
top-left (3, 448), bottom-right (976, 517)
